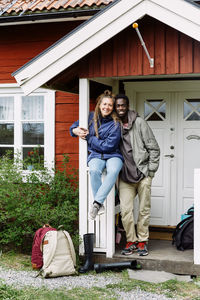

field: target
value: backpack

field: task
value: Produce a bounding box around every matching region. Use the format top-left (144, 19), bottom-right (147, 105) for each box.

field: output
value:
top-left (172, 208), bottom-right (194, 251)
top-left (31, 225), bottom-right (57, 270)
top-left (32, 225), bottom-right (76, 278)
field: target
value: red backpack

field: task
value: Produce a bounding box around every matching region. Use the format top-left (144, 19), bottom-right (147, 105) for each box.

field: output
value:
top-left (31, 225), bottom-right (57, 269)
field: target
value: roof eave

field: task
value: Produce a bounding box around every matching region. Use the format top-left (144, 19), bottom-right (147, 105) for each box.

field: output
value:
top-left (0, 9), bottom-right (99, 25)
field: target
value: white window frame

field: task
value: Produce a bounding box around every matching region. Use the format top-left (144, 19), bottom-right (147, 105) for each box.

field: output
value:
top-left (0, 83), bottom-right (55, 171)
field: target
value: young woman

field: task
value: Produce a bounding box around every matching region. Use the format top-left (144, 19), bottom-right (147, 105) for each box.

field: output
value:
top-left (70, 90), bottom-right (123, 220)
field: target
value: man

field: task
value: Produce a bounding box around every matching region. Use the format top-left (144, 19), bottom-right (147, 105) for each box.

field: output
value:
top-left (115, 94), bottom-right (160, 256)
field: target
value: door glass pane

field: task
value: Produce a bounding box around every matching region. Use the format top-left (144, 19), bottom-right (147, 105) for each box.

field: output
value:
top-left (187, 112), bottom-right (200, 121)
top-left (158, 103), bottom-right (166, 118)
top-left (148, 112), bottom-right (163, 121)
top-left (0, 124), bottom-right (14, 144)
top-left (184, 102), bottom-right (192, 118)
top-left (22, 96), bottom-right (44, 120)
top-left (144, 99), bottom-right (165, 121)
top-left (0, 97), bottom-right (14, 120)
top-left (184, 99), bottom-right (200, 120)
top-left (23, 123), bottom-right (44, 145)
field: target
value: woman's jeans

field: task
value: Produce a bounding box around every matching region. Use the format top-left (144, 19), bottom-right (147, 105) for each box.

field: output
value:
top-left (88, 157), bottom-right (123, 205)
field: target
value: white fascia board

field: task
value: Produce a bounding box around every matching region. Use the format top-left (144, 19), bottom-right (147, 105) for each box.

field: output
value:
top-left (150, 0), bottom-right (200, 26)
top-left (147, 0), bottom-right (200, 42)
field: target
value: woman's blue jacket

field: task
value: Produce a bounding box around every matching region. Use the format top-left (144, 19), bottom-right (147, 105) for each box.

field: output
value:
top-left (70, 112), bottom-right (123, 163)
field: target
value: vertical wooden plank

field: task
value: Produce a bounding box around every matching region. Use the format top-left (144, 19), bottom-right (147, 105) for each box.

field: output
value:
top-left (124, 28), bottom-right (131, 76)
top-left (194, 169), bottom-right (200, 265)
top-left (100, 44), bottom-right (106, 77)
top-left (112, 35), bottom-right (119, 77)
top-left (193, 40), bottom-right (200, 73)
top-left (88, 51), bottom-right (96, 78)
top-left (116, 31), bottom-right (126, 76)
top-left (104, 40), bottom-right (113, 77)
top-left (142, 21), bottom-right (155, 75)
top-left (179, 33), bottom-right (193, 74)
top-left (166, 27), bottom-right (179, 74)
top-left (92, 47), bottom-right (101, 77)
top-left (154, 22), bottom-right (165, 75)
top-left (79, 78), bottom-right (89, 255)
top-left (129, 28), bottom-right (143, 75)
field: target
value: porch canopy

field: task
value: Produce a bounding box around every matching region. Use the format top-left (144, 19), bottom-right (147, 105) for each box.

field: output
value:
top-left (12, 0), bottom-right (200, 259)
top-left (12, 0), bottom-right (200, 95)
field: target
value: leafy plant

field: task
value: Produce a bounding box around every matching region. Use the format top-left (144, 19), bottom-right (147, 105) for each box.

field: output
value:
top-left (0, 152), bottom-right (79, 254)
top-left (23, 145), bottom-right (44, 170)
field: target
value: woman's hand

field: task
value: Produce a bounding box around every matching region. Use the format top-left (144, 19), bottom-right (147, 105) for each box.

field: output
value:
top-left (72, 127), bottom-right (89, 140)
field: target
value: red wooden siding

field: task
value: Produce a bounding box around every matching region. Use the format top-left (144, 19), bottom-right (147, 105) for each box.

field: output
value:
top-left (0, 21), bottom-right (82, 170)
top-left (0, 21), bottom-right (82, 83)
top-left (55, 91), bottom-right (79, 169)
top-left (80, 17), bottom-right (200, 78)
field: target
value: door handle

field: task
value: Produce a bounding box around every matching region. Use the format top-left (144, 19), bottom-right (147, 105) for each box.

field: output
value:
top-left (164, 154), bottom-right (174, 158)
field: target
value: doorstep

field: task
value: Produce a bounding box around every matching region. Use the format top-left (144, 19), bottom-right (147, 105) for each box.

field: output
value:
top-left (93, 240), bottom-right (200, 276)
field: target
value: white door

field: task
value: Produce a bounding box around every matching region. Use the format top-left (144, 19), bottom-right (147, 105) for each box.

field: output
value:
top-left (177, 92), bottom-right (200, 223)
top-left (136, 91), bottom-right (200, 226)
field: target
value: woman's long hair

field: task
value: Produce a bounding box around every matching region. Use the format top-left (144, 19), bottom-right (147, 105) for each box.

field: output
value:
top-left (93, 90), bottom-right (120, 138)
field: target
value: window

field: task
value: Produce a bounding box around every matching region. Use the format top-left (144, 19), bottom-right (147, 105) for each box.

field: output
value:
top-left (184, 99), bottom-right (200, 121)
top-left (0, 85), bottom-right (55, 169)
top-left (144, 99), bottom-right (166, 121)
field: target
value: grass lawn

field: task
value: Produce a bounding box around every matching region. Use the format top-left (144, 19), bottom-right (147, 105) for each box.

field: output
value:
top-left (1, 251), bottom-right (200, 299)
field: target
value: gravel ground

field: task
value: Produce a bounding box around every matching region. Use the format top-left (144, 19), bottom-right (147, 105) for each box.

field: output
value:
top-left (0, 267), bottom-right (174, 299)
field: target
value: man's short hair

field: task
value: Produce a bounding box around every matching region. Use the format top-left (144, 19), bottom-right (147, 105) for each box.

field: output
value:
top-left (115, 94), bottom-right (129, 106)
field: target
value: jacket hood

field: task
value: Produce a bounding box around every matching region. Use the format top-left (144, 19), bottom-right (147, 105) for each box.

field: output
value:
top-left (128, 110), bottom-right (138, 128)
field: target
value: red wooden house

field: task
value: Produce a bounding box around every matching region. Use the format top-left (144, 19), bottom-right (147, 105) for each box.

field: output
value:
top-left (1, 0), bottom-right (200, 273)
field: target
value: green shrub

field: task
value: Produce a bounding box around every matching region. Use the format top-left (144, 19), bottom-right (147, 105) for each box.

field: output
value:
top-left (0, 153), bottom-right (79, 254)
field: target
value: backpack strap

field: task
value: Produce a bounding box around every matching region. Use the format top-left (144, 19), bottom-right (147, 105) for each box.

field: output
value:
top-left (63, 230), bottom-right (76, 266)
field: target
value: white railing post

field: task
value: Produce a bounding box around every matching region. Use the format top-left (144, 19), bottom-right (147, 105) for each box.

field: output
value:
top-left (79, 78), bottom-right (89, 255)
top-left (194, 169), bottom-right (200, 264)
top-left (106, 186), bottom-right (115, 258)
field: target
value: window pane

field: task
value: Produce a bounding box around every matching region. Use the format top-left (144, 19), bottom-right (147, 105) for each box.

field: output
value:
top-left (184, 102), bottom-right (192, 118)
top-left (0, 124), bottom-right (14, 144)
top-left (144, 99), bottom-right (165, 121)
top-left (23, 123), bottom-right (44, 145)
top-left (187, 112), bottom-right (200, 121)
top-left (22, 96), bottom-right (44, 120)
top-left (0, 147), bottom-right (14, 158)
top-left (144, 102), bottom-right (152, 118)
top-left (158, 103), bottom-right (166, 118)
top-left (0, 97), bottom-right (14, 120)
top-left (23, 147), bottom-right (44, 170)
top-left (184, 99), bottom-right (200, 120)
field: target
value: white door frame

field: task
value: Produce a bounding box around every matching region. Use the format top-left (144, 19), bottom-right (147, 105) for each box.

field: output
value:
top-left (79, 78), bottom-right (117, 258)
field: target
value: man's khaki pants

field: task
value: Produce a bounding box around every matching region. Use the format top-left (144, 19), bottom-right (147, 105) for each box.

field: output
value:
top-left (119, 176), bottom-right (152, 243)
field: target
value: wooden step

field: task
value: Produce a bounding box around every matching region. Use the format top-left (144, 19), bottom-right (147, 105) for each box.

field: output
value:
top-left (149, 226), bottom-right (175, 241)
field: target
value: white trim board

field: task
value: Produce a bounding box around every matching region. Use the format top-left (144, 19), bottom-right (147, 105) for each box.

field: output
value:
top-left (13, 0), bottom-right (200, 95)
top-left (123, 80), bottom-right (200, 92)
